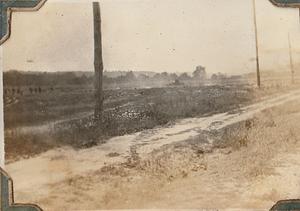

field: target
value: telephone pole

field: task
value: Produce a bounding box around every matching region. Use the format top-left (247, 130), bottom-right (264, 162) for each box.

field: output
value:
top-left (93, 2), bottom-right (104, 123)
top-left (288, 33), bottom-right (295, 84)
top-left (252, 0), bottom-right (261, 88)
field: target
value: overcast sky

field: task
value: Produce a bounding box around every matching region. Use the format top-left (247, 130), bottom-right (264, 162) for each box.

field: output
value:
top-left (2, 0), bottom-right (300, 74)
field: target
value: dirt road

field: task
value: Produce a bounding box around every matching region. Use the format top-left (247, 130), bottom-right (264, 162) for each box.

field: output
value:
top-left (5, 89), bottom-right (300, 210)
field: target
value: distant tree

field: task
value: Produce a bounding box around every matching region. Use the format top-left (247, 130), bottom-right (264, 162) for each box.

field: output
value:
top-left (124, 71), bottom-right (136, 81)
top-left (193, 66), bottom-right (207, 81)
top-left (38, 87), bottom-right (42, 93)
top-left (178, 72), bottom-right (191, 81)
top-left (211, 72), bottom-right (227, 82)
top-left (153, 73), bottom-right (162, 80)
top-left (29, 87), bottom-right (33, 94)
top-left (211, 74), bottom-right (218, 81)
top-left (137, 74), bottom-right (149, 80)
top-left (161, 72), bottom-right (169, 79)
top-left (174, 79), bottom-right (183, 85)
top-left (80, 74), bottom-right (88, 83)
top-left (217, 72), bottom-right (227, 80)
top-left (169, 73), bottom-right (178, 80)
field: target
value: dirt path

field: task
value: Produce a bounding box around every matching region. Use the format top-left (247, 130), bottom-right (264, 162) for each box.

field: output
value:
top-left (130, 114), bottom-right (300, 210)
top-left (4, 89), bottom-right (300, 210)
top-left (122, 139), bottom-right (300, 210)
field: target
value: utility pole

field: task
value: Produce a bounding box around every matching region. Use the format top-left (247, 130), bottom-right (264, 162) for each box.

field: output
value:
top-left (93, 2), bottom-right (104, 123)
top-left (252, 0), bottom-right (261, 88)
top-left (288, 33), bottom-right (295, 84)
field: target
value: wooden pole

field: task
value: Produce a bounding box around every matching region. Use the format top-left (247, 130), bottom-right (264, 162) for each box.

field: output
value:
top-left (93, 2), bottom-right (104, 122)
top-left (252, 0), bottom-right (261, 88)
top-left (288, 33), bottom-right (295, 84)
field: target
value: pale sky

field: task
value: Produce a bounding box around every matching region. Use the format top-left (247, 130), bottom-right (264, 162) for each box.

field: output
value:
top-left (2, 0), bottom-right (300, 75)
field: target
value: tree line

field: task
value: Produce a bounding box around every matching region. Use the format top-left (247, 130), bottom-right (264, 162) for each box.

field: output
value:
top-left (4, 69), bottom-right (209, 86)
top-left (4, 68), bottom-right (232, 88)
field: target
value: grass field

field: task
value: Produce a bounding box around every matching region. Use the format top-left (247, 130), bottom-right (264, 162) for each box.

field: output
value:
top-left (4, 83), bottom-right (290, 162)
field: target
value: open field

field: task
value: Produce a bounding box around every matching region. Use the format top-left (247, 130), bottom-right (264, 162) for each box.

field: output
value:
top-left (5, 87), bottom-right (300, 210)
top-left (4, 83), bottom-right (282, 162)
top-left (4, 76), bottom-right (300, 210)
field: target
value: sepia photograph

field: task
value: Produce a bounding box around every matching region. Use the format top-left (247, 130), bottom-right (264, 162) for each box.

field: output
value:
top-left (1, 0), bottom-right (300, 210)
